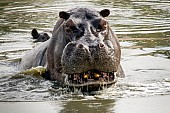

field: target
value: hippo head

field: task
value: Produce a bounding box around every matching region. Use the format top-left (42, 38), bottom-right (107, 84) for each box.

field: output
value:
top-left (48, 8), bottom-right (122, 92)
top-left (31, 28), bottom-right (50, 42)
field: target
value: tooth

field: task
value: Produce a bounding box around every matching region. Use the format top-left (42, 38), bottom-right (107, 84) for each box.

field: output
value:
top-left (83, 74), bottom-right (89, 78)
top-left (94, 73), bottom-right (100, 78)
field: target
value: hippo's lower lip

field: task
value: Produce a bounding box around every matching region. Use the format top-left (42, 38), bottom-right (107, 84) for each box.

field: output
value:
top-left (64, 69), bottom-right (117, 91)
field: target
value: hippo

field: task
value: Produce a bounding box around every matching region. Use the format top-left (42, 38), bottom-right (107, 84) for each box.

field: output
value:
top-left (20, 8), bottom-right (124, 92)
top-left (31, 28), bottom-right (50, 42)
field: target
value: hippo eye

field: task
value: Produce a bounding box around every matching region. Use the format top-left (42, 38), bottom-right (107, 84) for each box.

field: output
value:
top-left (96, 25), bottom-right (102, 32)
top-left (91, 19), bottom-right (107, 32)
top-left (65, 19), bottom-right (79, 34)
top-left (91, 19), bottom-right (100, 29)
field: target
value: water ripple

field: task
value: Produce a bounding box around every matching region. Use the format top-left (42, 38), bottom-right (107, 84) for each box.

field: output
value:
top-left (0, 0), bottom-right (170, 101)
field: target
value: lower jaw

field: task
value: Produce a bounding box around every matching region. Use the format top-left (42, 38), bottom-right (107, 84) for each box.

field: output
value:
top-left (63, 73), bottom-right (117, 92)
top-left (65, 80), bottom-right (117, 87)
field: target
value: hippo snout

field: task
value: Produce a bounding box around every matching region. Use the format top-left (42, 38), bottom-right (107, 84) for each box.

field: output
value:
top-left (61, 42), bottom-right (91, 74)
top-left (61, 39), bottom-right (116, 74)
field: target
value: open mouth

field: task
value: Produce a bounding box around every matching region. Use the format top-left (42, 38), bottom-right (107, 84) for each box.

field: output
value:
top-left (64, 69), bottom-right (117, 92)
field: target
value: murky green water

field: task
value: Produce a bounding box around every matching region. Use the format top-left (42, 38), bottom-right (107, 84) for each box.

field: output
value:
top-left (0, 0), bottom-right (170, 113)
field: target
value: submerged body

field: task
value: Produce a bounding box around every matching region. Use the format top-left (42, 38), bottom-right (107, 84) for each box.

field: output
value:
top-left (20, 8), bottom-right (124, 92)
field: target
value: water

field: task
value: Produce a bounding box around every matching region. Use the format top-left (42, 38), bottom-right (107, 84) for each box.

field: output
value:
top-left (0, 0), bottom-right (170, 112)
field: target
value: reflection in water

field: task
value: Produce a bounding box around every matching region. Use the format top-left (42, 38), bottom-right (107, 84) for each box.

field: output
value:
top-left (61, 99), bottom-right (115, 113)
top-left (0, 1), bottom-right (170, 113)
top-left (114, 95), bottom-right (170, 113)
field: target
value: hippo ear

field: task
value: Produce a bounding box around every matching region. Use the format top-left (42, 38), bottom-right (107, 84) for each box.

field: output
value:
top-left (59, 11), bottom-right (70, 20)
top-left (31, 28), bottom-right (39, 39)
top-left (44, 33), bottom-right (50, 39)
top-left (99, 9), bottom-right (110, 17)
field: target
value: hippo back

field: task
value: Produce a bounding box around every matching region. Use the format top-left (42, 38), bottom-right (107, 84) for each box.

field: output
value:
top-left (20, 18), bottom-right (65, 70)
top-left (20, 40), bottom-right (49, 70)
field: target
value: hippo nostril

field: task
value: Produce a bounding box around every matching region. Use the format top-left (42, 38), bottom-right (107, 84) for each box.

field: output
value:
top-left (99, 43), bottom-right (104, 48)
top-left (77, 44), bottom-right (84, 49)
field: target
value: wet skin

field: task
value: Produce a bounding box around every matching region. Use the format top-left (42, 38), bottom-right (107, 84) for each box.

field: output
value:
top-left (20, 8), bottom-right (124, 92)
